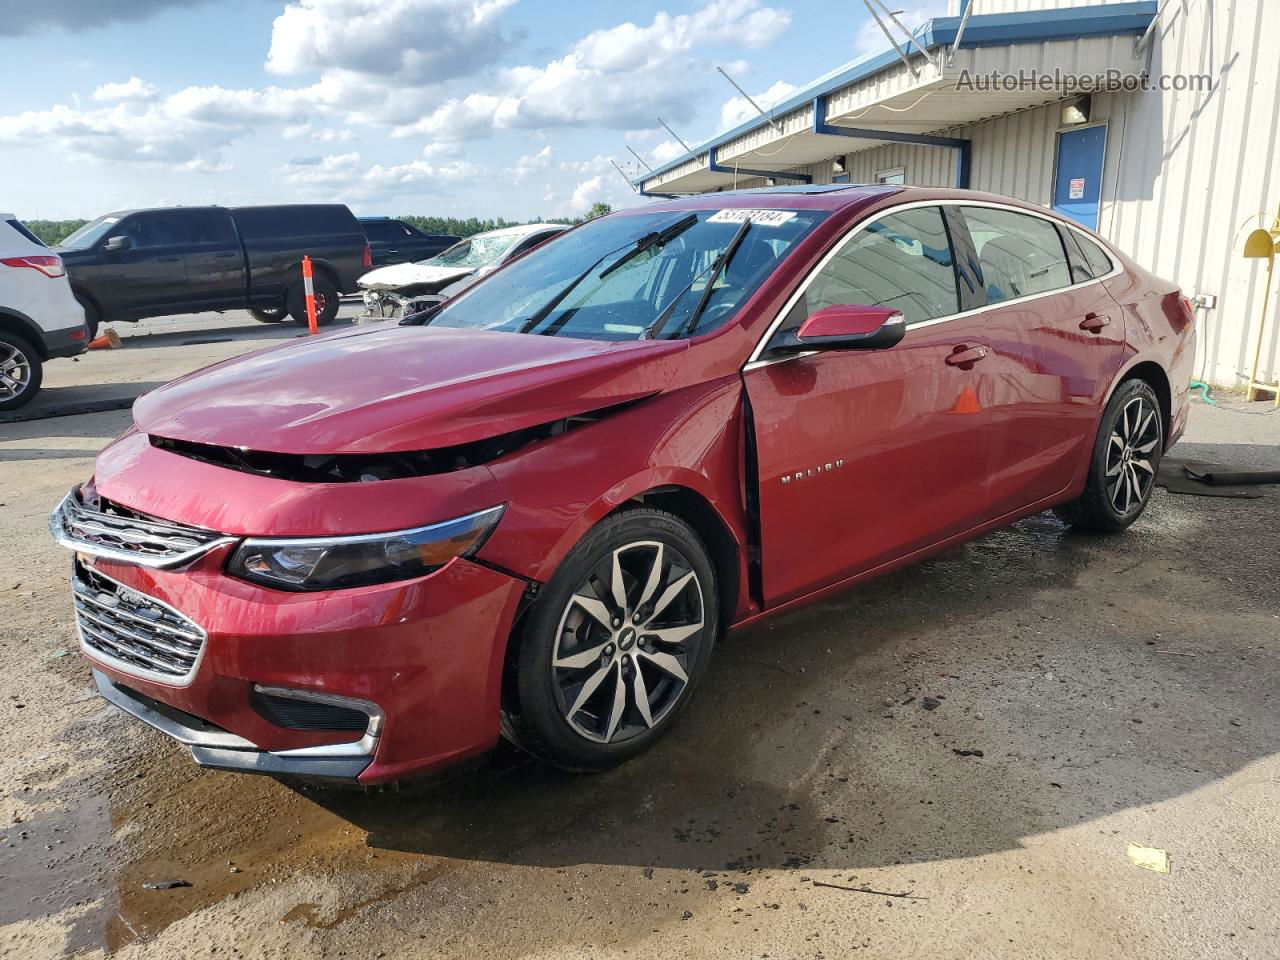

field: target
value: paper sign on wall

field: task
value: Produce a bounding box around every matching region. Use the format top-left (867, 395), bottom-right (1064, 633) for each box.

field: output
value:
top-left (1068, 178), bottom-right (1086, 200)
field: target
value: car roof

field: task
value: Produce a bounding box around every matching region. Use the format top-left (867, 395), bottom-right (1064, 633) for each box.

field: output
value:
top-left (474, 223), bottom-right (570, 240)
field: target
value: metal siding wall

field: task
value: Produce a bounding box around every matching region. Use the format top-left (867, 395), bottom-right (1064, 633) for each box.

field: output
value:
top-left (720, 0), bottom-right (1279, 385)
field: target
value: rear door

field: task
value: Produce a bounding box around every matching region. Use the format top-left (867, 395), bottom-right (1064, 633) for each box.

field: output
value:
top-left (954, 204), bottom-right (1125, 513)
top-left (181, 209), bottom-right (246, 309)
top-left (743, 205), bottom-right (995, 607)
top-left (98, 211), bottom-right (190, 318)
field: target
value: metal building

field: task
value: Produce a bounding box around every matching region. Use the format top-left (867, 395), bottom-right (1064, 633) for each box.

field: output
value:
top-left (633, 0), bottom-right (1280, 392)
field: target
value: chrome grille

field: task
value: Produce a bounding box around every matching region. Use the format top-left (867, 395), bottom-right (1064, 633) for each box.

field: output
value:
top-left (50, 488), bottom-right (233, 568)
top-left (73, 562), bottom-right (206, 683)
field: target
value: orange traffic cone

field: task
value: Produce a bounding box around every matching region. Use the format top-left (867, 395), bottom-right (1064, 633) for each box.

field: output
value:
top-left (951, 384), bottom-right (981, 414)
top-left (88, 329), bottom-right (121, 350)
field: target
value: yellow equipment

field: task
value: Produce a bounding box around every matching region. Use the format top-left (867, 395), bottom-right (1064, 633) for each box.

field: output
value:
top-left (1243, 207), bottom-right (1280, 406)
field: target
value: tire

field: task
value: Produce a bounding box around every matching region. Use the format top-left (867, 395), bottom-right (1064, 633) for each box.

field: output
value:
top-left (250, 305), bottom-right (289, 323)
top-left (74, 293), bottom-right (100, 341)
top-left (286, 274), bottom-right (340, 327)
top-left (506, 508), bottom-right (719, 772)
top-left (1054, 378), bottom-right (1163, 533)
top-left (0, 331), bottom-right (44, 412)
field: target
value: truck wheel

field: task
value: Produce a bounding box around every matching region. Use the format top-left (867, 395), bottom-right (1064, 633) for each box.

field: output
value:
top-left (505, 508), bottom-right (718, 771)
top-left (287, 275), bottom-right (340, 327)
top-left (250, 305), bottom-right (289, 323)
top-left (0, 332), bottom-right (43, 412)
top-left (74, 293), bottom-right (100, 341)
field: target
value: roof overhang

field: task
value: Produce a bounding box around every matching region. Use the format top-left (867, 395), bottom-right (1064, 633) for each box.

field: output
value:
top-left (636, 2), bottom-right (1157, 196)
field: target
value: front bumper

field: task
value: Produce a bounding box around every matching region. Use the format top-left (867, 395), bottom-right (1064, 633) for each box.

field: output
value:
top-left (94, 669), bottom-right (377, 780)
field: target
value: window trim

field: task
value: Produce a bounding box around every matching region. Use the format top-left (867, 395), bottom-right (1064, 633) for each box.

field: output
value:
top-left (744, 198), bottom-right (1124, 368)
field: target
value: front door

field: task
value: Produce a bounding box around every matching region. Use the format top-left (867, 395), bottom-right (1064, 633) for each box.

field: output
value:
top-left (98, 211), bottom-right (190, 318)
top-left (744, 206), bottom-right (994, 607)
top-left (1053, 125), bottom-right (1106, 231)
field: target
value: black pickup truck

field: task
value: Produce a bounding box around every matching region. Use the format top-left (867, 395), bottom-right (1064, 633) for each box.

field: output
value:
top-left (57, 204), bottom-right (369, 333)
top-left (359, 217), bottom-right (459, 267)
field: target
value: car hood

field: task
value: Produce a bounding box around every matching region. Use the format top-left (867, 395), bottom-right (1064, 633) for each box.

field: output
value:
top-left (358, 262), bottom-right (474, 290)
top-left (132, 325), bottom-right (690, 455)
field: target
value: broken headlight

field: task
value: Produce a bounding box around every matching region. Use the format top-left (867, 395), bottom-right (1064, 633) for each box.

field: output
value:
top-left (226, 506), bottom-right (504, 591)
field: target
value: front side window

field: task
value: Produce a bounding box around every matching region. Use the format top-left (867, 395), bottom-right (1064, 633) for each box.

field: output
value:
top-left (961, 207), bottom-right (1071, 304)
top-left (775, 206), bottom-right (957, 339)
top-left (427, 209), bottom-right (827, 342)
top-left (115, 212), bottom-right (188, 249)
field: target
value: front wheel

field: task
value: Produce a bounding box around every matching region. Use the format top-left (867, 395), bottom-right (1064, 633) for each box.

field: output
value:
top-left (507, 508), bottom-right (718, 771)
top-left (1055, 378), bottom-right (1163, 533)
top-left (0, 332), bottom-right (43, 411)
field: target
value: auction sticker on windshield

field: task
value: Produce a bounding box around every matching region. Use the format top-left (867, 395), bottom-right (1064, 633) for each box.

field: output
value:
top-left (707, 209), bottom-right (797, 227)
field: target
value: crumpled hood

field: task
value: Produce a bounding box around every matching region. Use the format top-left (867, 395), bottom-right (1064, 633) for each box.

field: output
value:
top-left (358, 262), bottom-right (474, 290)
top-left (132, 325), bottom-right (689, 454)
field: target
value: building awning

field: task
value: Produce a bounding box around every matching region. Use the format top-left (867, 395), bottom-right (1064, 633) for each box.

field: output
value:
top-left (636, 2), bottom-right (1157, 196)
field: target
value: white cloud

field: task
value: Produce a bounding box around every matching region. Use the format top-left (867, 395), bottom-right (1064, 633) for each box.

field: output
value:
top-left (513, 144), bottom-right (553, 183)
top-left (92, 77), bottom-right (159, 102)
top-left (650, 139), bottom-right (688, 164)
top-left (852, 2), bottom-right (947, 58)
top-left (717, 79), bottom-right (798, 132)
top-left (267, 0), bottom-right (516, 84)
top-left (279, 149), bottom-right (479, 201)
top-left (400, 0), bottom-right (792, 140)
top-left (284, 122), bottom-right (356, 143)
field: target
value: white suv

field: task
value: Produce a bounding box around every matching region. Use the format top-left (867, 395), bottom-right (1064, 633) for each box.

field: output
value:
top-left (0, 215), bottom-right (88, 411)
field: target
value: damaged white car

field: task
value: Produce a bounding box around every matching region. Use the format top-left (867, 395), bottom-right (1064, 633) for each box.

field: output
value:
top-left (358, 222), bottom-right (569, 320)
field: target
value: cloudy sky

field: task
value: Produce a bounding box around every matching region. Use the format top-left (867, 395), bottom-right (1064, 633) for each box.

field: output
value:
top-left (2, 0), bottom-right (945, 221)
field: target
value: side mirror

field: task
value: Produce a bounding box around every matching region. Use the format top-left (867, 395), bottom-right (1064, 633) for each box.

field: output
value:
top-left (775, 305), bottom-right (906, 353)
top-left (104, 235), bottom-right (132, 254)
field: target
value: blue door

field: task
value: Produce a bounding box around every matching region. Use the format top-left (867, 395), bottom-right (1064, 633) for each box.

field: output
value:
top-left (1053, 126), bottom-right (1106, 231)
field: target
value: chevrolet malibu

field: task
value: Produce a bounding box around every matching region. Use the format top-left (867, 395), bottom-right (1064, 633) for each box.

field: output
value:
top-left (50, 185), bottom-right (1194, 784)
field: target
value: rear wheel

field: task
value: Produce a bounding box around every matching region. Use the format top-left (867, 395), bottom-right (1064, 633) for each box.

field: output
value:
top-left (250, 305), bottom-right (289, 323)
top-left (1055, 378), bottom-right (1163, 533)
top-left (0, 332), bottom-right (43, 412)
top-left (507, 508), bottom-right (718, 771)
top-left (287, 275), bottom-right (340, 327)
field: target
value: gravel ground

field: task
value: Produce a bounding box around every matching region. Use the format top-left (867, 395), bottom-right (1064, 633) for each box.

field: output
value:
top-left (1, 312), bottom-right (1277, 960)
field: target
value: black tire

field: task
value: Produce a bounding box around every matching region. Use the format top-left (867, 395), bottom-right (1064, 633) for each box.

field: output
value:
top-left (507, 508), bottom-right (719, 772)
top-left (74, 293), bottom-right (100, 341)
top-left (250, 305), bottom-right (289, 323)
top-left (286, 274), bottom-right (340, 327)
top-left (0, 331), bottom-right (43, 412)
top-left (1054, 378), bottom-right (1163, 533)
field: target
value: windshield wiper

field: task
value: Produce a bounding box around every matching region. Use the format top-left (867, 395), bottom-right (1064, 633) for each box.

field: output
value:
top-left (598, 213), bottom-right (698, 281)
top-left (642, 217), bottom-right (752, 341)
top-left (517, 214), bottom-right (700, 336)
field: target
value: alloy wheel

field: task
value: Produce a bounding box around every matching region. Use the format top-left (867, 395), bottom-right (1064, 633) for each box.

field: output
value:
top-left (550, 540), bottom-right (705, 744)
top-left (1107, 395), bottom-right (1159, 513)
top-left (0, 341), bottom-right (32, 400)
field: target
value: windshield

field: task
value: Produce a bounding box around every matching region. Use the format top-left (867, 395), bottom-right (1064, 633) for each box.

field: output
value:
top-left (428, 208), bottom-right (827, 341)
top-left (422, 232), bottom-right (521, 268)
top-left (57, 215), bottom-right (122, 250)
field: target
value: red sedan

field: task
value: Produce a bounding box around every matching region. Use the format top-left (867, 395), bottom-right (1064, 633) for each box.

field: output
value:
top-left (50, 186), bottom-right (1194, 783)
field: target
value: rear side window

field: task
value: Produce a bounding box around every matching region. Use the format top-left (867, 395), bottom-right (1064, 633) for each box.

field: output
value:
top-left (780, 206), bottom-right (959, 331)
top-left (7, 219), bottom-right (46, 247)
top-left (962, 207), bottom-right (1071, 304)
top-left (363, 220), bottom-right (407, 241)
top-left (508, 229), bottom-right (560, 258)
top-left (1075, 232), bottom-right (1114, 278)
top-left (185, 210), bottom-right (237, 245)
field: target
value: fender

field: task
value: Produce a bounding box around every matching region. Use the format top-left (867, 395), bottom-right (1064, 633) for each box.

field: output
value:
top-left (0, 307), bottom-right (52, 358)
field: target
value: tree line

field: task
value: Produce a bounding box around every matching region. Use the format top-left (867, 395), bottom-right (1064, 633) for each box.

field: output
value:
top-left (22, 203), bottom-right (613, 248)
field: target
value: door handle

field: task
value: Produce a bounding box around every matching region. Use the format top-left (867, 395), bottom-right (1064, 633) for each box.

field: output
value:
top-left (945, 344), bottom-right (988, 368)
top-left (157, 256), bottom-right (181, 262)
top-left (212, 251), bottom-right (238, 259)
top-left (1080, 312), bottom-right (1110, 333)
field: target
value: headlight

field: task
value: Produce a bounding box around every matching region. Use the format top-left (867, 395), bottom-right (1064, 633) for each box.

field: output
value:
top-left (226, 506), bottom-right (504, 591)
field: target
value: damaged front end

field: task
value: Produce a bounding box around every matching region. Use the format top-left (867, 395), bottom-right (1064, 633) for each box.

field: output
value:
top-left (359, 286), bottom-right (448, 323)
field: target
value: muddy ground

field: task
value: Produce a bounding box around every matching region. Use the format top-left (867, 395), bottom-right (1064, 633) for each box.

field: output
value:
top-left (1, 312), bottom-right (1278, 959)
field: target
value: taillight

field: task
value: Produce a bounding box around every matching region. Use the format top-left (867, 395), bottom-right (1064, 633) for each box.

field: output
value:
top-left (1, 255), bottom-right (65, 278)
top-left (362, 243), bottom-right (372, 269)
top-left (1178, 294), bottom-right (1196, 323)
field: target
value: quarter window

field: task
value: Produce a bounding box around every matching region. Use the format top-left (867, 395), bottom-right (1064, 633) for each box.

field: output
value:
top-left (777, 206), bottom-right (958, 336)
top-left (961, 207), bottom-right (1071, 304)
top-left (1075, 231), bottom-right (1114, 278)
